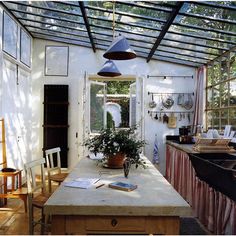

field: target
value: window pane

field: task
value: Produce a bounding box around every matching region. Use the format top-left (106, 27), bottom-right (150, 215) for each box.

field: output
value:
top-left (206, 111), bottom-right (213, 129)
top-left (230, 52), bottom-right (236, 79)
top-left (212, 110), bottom-right (220, 129)
top-left (220, 109), bottom-right (228, 131)
top-left (207, 65), bottom-right (214, 86)
top-left (220, 56), bottom-right (228, 81)
top-left (229, 108), bottom-right (236, 130)
top-left (212, 85), bottom-right (220, 108)
top-left (90, 83), bottom-right (105, 133)
top-left (220, 82), bottom-right (228, 107)
top-left (206, 88), bottom-right (213, 108)
top-left (229, 79), bottom-right (236, 106)
top-left (212, 63), bottom-right (221, 85)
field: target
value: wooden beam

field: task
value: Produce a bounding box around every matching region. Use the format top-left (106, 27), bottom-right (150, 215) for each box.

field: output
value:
top-left (147, 2), bottom-right (184, 62)
top-left (79, 1), bottom-right (96, 52)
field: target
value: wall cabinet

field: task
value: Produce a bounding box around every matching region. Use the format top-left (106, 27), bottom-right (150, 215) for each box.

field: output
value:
top-left (43, 85), bottom-right (69, 168)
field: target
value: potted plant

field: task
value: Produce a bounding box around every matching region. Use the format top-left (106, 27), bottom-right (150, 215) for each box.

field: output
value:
top-left (85, 127), bottom-right (146, 169)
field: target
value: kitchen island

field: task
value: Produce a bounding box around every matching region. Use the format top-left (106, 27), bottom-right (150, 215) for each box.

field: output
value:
top-left (44, 156), bottom-right (191, 235)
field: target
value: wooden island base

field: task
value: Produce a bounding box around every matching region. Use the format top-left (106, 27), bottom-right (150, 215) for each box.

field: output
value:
top-left (51, 215), bottom-right (180, 235)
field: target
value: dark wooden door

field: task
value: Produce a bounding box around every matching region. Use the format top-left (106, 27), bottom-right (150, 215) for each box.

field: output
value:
top-left (43, 85), bottom-right (69, 168)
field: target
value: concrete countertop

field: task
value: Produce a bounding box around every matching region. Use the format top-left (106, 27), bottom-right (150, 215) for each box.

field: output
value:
top-left (44, 156), bottom-right (191, 217)
top-left (166, 140), bottom-right (197, 153)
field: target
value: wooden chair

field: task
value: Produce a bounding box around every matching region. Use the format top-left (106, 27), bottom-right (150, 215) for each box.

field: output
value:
top-left (24, 158), bottom-right (51, 235)
top-left (0, 118), bottom-right (27, 212)
top-left (45, 147), bottom-right (68, 193)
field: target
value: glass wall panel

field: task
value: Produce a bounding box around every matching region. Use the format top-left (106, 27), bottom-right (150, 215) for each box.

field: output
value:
top-left (212, 85), bottom-right (220, 108)
top-left (229, 108), bottom-right (236, 128)
top-left (230, 52), bottom-right (236, 79)
top-left (229, 79), bottom-right (236, 106)
top-left (220, 109), bottom-right (228, 131)
top-left (212, 110), bottom-right (220, 129)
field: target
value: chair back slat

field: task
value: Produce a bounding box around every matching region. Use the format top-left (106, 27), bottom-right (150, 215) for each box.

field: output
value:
top-left (24, 158), bottom-right (46, 194)
top-left (45, 147), bottom-right (61, 169)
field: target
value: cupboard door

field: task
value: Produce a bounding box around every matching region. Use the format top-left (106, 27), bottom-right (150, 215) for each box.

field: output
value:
top-left (43, 85), bottom-right (69, 168)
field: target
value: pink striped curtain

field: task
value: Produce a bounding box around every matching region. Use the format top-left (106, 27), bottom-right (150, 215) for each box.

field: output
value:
top-left (192, 66), bottom-right (206, 134)
top-left (166, 144), bottom-right (236, 234)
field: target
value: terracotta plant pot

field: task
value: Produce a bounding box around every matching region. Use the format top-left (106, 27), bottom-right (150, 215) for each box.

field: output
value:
top-left (106, 152), bottom-right (126, 168)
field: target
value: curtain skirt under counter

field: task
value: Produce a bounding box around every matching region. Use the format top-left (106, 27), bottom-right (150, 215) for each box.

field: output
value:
top-left (166, 144), bottom-right (236, 235)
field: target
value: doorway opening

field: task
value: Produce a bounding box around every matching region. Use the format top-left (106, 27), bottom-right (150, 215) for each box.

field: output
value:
top-left (106, 81), bottom-right (132, 129)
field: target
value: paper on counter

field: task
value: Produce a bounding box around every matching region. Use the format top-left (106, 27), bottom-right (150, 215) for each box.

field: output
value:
top-left (64, 178), bottom-right (100, 189)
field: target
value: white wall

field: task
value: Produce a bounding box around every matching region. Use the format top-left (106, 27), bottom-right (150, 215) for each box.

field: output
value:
top-left (32, 38), bottom-right (196, 173)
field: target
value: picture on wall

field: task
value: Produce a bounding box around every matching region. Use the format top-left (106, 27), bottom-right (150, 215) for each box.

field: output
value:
top-left (45, 46), bottom-right (69, 76)
top-left (3, 11), bottom-right (18, 59)
top-left (20, 29), bottom-right (31, 67)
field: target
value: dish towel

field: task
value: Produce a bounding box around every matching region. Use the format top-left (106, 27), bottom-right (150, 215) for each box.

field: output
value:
top-left (153, 134), bottom-right (159, 164)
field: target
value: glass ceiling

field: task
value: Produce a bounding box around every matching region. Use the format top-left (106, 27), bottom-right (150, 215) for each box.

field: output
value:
top-left (2, 1), bottom-right (236, 67)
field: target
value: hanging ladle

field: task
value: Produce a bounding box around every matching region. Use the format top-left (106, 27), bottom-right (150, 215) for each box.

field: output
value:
top-left (149, 93), bottom-right (156, 108)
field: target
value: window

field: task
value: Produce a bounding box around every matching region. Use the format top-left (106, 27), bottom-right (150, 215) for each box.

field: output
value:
top-left (2, 12), bottom-right (18, 58)
top-left (20, 29), bottom-right (31, 67)
top-left (206, 50), bottom-right (236, 131)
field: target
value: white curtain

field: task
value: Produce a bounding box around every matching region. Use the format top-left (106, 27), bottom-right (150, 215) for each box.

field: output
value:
top-left (192, 66), bottom-right (206, 134)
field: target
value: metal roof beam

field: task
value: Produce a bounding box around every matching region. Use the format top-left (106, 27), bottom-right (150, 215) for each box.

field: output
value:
top-left (86, 5), bottom-right (166, 23)
top-left (6, 1), bottom-right (83, 17)
top-left (116, 1), bottom-right (172, 13)
top-left (174, 22), bottom-right (236, 37)
top-left (147, 2), bottom-right (184, 62)
top-left (9, 8), bottom-right (85, 27)
top-left (31, 30), bottom-right (90, 44)
top-left (34, 34), bottom-right (92, 48)
top-left (192, 1), bottom-right (236, 11)
top-left (17, 17), bottom-right (86, 33)
top-left (24, 25), bottom-right (89, 39)
top-left (167, 29), bottom-right (236, 46)
top-left (163, 37), bottom-right (229, 51)
top-left (79, 1), bottom-right (96, 52)
top-left (179, 11), bottom-right (236, 25)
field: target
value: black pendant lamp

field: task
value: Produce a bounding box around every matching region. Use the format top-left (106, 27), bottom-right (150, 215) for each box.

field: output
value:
top-left (103, 35), bottom-right (136, 60)
top-left (97, 60), bottom-right (121, 77)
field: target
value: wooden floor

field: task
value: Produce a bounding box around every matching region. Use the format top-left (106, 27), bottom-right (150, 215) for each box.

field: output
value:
top-left (0, 198), bottom-right (46, 235)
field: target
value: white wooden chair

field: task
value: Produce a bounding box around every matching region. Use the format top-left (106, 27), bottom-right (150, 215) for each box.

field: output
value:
top-left (45, 147), bottom-right (68, 193)
top-left (24, 158), bottom-right (51, 235)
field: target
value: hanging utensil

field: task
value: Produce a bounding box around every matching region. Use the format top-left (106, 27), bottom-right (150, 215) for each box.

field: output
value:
top-left (149, 93), bottom-right (156, 108)
top-left (183, 94), bottom-right (193, 110)
top-left (159, 112), bottom-right (162, 122)
top-left (154, 113), bottom-right (158, 120)
top-left (187, 112), bottom-right (191, 123)
top-left (163, 113), bottom-right (169, 123)
top-left (179, 113), bottom-right (182, 121)
top-left (168, 113), bottom-right (177, 129)
top-left (162, 95), bottom-right (174, 109)
top-left (177, 94), bottom-right (183, 106)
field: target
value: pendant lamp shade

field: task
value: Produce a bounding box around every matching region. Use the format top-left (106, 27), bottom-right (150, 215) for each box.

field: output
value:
top-left (97, 60), bottom-right (121, 77)
top-left (103, 35), bottom-right (136, 60)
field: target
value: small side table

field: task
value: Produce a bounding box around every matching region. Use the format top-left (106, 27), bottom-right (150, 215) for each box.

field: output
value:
top-left (0, 169), bottom-right (27, 212)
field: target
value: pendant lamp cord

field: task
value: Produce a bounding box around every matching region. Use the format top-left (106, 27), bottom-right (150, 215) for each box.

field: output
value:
top-left (112, 0), bottom-right (115, 39)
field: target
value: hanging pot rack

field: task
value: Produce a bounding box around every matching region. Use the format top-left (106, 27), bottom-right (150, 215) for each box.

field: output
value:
top-left (147, 75), bottom-right (194, 79)
top-left (148, 92), bottom-right (194, 96)
top-left (148, 110), bottom-right (194, 114)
